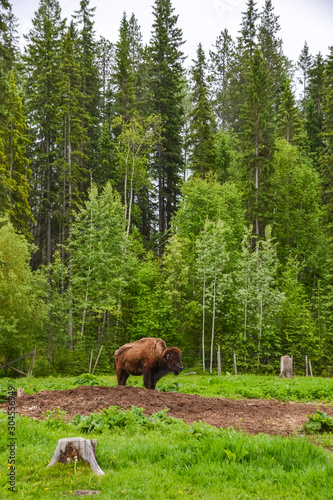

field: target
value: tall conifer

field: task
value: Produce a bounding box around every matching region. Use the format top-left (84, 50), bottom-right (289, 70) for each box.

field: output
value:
top-left (149, 0), bottom-right (185, 235)
top-left (57, 24), bottom-right (90, 245)
top-left (319, 47), bottom-right (333, 229)
top-left (188, 43), bottom-right (217, 177)
top-left (304, 53), bottom-right (325, 165)
top-left (73, 0), bottom-right (100, 181)
top-left (0, 71), bottom-right (33, 237)
top-left (209, 29), bottom-right (234, 130)
top-left (239, 47), bottom-right (274, 236)
top-left (113, 13), bottom-right (136, 121)
top-left (23, 0), bottom-right (65, 267)
top-left (276, 77), bottom-right (303, 144)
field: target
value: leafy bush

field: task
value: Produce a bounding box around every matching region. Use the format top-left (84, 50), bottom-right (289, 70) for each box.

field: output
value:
top-left (70, 405), bottom-right (177, 434)
top-left (303, 411), bottom-right (333, 434)
top-left (159, 381), bottom-right (183, 392)
top-left (74, 373), bottom-right (112, 387)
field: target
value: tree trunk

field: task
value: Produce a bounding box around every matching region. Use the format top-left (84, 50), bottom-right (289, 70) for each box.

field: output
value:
top-left (210, 272), bottom-right (216, 374)
top-left (202, 271), bottom-right (206, 373)
top-left (258, 299), bottom-right (262, 367)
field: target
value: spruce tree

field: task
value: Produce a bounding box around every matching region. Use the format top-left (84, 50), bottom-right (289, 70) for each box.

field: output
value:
top-left (276, 77), bottom-right (303, 144)
top-left (0, 0), bottom-right (18, 74)
top-left (113, 12), bottom-right (136, 120)
top-left (72, 0), bottom-right (100, 182)
top-left (0, 0), bottom-right (18, 126)
top-left (0, 71), bottom-right (33, 237)
top-left (227, 0), bottom-right (258, 133)
top-left (57, 24), bottom-right (90, 245)
top-left (238, 0), bottom-right (258, 58)
top-left (239, 47), bottom-right (274, 236)
top-left (188, 43), bottom-right (217, 177)
top-left (297, 41), bottom-right (313, 104)
top-left (304, 53), bottom-right (324, 165)
top-left (95, 36), bottom-right (118, 188)
top-left (319, 47), bottom-right (333, 229)
top-left (149, 0), bottom-right (185, 235)
top-left (23, 0), bottom-right (65, 267)
top-left (209, 29), bottom-right (234, 130)
top-left (258, 0), bottom-right (288, 110)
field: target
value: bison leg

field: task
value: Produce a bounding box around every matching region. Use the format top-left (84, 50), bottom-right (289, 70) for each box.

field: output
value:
top-left (117, 370), bottom-right (129, 386)
top-left (143, 372), bottom-right (154, 390)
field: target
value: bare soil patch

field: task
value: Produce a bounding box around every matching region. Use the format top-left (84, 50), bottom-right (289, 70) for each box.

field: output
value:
top-left (2, 385), bottom-right (333, 436)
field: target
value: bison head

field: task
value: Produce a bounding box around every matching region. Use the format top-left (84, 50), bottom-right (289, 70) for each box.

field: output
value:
top-left (163, 347), bottom-right (183, 375)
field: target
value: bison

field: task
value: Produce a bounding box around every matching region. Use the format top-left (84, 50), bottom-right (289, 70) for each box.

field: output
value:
top-left (114, 337), bottom-right (183, 390)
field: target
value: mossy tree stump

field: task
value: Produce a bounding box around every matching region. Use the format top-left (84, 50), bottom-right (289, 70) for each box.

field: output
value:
top-left (47, 437), bottom-right (104, 476)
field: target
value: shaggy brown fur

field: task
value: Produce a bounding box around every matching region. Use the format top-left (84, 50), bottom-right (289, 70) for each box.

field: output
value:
top-left (114, 337), bottom-right (183, 389)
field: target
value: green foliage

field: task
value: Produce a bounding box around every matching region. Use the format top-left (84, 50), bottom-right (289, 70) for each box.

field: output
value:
top-left (269, 139), bottom-right (323, 265)
top-left (74, 373), bottom-right (111, 387)
top-left (303, 411), bottom-right (333, 434)
top-left (0, 219), bottom-right (47, 359)
top-left (71, 405), bottom-right (177, 434)
top-left (3, 0), bottom-right (333, 376)
top-left (279, 258), bottom-right (317, 359)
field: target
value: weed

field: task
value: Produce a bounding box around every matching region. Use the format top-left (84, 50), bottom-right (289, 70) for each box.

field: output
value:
top-left (303, 411), bottom-right (333, 434)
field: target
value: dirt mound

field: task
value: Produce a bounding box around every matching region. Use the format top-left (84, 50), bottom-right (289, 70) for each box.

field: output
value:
top-left (2, 385), bottom-right (333, 436)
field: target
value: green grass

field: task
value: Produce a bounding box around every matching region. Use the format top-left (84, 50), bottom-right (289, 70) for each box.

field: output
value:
top-left (1, 372), bottom-right (333, 404)
top-left (1, 407), bottom-right (333, 499)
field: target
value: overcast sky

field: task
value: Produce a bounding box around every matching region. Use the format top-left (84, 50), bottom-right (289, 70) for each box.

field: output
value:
top-left (10, 0), bottom-right (333, 65)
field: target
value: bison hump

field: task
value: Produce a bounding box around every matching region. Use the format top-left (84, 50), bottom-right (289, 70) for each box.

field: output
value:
top-left (117, 337), bottom-right (167, 357)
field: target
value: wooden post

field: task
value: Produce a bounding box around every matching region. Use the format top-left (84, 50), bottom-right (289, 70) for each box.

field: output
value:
top-left (47, 437), bottom-right (104, 476)
top-left (28, 346), bottom-right (36, 376)
top-left (89, 350), bottom-right (93, 374)
top-left (305, 355), bottom-right (308, 377)
top-left (217, 344), bottom-right (221, 375)
top-left (233, 352), bottom-right (237, 376)
top-left (309, 360), bottom-right (313, 377)
top-left (92, 345), bottom-right (103, 375)
top-left (279, 356), bottom-right (293, 378)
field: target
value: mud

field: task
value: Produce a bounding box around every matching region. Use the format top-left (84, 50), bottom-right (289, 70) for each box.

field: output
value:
top-left (2, 385), bottom-right (333, 436)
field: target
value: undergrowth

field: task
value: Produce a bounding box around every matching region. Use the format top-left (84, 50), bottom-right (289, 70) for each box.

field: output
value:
top-left (303, 411), bottom-right (333, 434)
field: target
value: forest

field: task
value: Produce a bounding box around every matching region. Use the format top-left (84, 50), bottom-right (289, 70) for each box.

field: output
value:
top-left (0, 0), bottom-right (333, 376)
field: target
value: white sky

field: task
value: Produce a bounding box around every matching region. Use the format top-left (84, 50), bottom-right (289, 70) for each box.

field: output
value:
top-left (10, 0), bottom-right (333, 65)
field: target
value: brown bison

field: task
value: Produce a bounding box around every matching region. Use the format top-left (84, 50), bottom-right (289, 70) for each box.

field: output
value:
top-left (114, 337), bottom-right (183, 390)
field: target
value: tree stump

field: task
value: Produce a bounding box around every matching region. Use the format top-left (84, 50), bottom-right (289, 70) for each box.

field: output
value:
top-left (279, 355), bottom-right (293, 378)
top-left (47, 438), bottom-right (104, 476)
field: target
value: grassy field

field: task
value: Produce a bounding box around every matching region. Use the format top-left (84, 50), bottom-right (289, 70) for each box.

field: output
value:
top-left (1, 373), bottom-right (333, 499)
top-left (1, 372), bottom-right (333, 404)
top-left (1, 405), bottom-right (333, 500)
